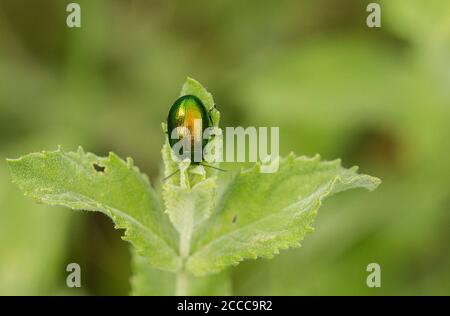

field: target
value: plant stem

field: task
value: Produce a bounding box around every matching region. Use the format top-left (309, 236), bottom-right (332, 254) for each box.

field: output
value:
top-left (176, 229), bottom-right (191, 296)
top-left (175, 270), bottom-right (189, 296)
top-left (176, 197), bottom-right (193, 296)
top-left (175, 163), bottom-right (194, 296)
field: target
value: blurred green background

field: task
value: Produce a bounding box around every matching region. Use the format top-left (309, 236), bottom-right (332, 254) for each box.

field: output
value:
top-left (0, 0), bottom-right (449, 295)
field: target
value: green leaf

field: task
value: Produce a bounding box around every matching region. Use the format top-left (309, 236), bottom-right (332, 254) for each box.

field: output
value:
top-left (7, 147), bottom-right (181, 272)
top-left (180, 77), bottom-right (220, 127)
top-left (186, 154), bottom-right (381, 276)
top-left (163, 177), bottom-right (217, 235)
top-left (163, 176), bottom-right (217, 263)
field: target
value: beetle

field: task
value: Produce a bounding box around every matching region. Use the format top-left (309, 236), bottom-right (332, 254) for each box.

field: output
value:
top-left (165, 94), bottom-right (224, 180)
top-left (167, 95), bottom-right (210, 163)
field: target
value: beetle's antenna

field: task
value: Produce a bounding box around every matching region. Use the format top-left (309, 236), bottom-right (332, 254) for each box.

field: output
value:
top-left (162, 169), bottom-right (180, 181)
top-left (201, 163), bottom-right (227, 172)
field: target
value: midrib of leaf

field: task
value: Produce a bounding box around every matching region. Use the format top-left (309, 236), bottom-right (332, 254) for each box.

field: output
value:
top-left (175, 198), bottom-right (194, 296)
top-left (162, 77), bottom-right (222, 294)
top-left (163, 163), bottom-right (218, 294)
top-left (179, 197), bottom-right (195, 258)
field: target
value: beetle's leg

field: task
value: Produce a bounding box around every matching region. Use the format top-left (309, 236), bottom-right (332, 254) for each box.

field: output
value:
top-left (208, 105), bottom-right (217, 125)
top-left (162, 169), bottom-right (180, 181)
top-left (201, 162), bottom-right (227, 172)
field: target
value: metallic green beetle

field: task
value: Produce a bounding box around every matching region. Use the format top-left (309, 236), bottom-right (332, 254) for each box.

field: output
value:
top-left (167, 95), bottom-right (211, 164)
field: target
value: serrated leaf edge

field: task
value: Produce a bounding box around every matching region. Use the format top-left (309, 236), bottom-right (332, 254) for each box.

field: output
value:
top-left (186, 154), bottom-right (380, 275)
top-left (7, 146), bottom-right (181, 272)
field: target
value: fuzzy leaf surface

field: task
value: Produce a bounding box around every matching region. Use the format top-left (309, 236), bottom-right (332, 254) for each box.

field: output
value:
top-left (7, 148), bottom-right (181, 272)
top-left (186, 155), bottom-right (381, 275)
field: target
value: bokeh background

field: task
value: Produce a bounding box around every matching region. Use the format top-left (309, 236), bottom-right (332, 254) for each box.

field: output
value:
top-left (0, 0), bottom-right (449, 295)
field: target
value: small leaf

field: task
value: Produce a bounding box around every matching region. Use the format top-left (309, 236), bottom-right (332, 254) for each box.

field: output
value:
top-left (163, 177), bottom-right (217, 235)
top-left (180, 77), bottom-right (220, 127)
top-left (186, 154), bottom-right (381, 276)
top-left (7, 147), bottom-right (181, 272)
top-left (180, 77), bottom-right (214, 111)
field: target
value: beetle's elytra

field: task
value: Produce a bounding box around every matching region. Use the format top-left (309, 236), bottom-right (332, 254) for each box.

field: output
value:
top-left (167, 95), bottom-right (211, 163)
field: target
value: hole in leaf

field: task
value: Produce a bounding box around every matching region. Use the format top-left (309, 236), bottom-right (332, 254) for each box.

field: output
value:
top-left (93, 163), bottom-right (105, 173)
